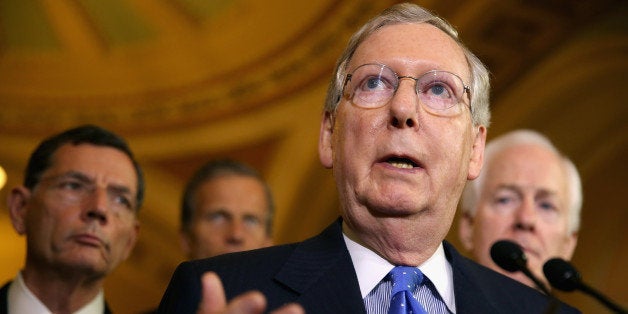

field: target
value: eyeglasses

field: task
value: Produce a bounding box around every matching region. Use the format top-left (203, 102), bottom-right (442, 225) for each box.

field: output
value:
top-left (342, 63), bottom-right (471, 113)
top-left (39, 173), bottom-right (137, 213)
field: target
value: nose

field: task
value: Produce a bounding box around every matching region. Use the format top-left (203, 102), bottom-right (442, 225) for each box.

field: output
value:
top-left (226, 220), bottom-right (245, 244)
top-left (389, 77), bottom-right (420, 129)
top-left (514, 197), bottom-right (536, 232)
top-left (82, 187), bottom-right (108, 224)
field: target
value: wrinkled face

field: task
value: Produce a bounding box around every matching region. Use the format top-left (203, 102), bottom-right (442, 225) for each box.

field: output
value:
top-left (11, 144), bottom-right (139, 279)
top-left (460, 144), bottom-right (577, 289)
top-left (182, 175), bottom-right (272, 260)
top-left (319, 23), bottom-right (485, 250)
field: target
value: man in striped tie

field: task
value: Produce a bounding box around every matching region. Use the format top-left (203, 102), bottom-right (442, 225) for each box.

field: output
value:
top-left (159, 3), bottom-right (581, 313)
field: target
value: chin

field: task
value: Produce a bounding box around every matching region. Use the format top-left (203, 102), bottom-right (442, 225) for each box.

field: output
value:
top-left (374, 186), bottom-right (423, 205)
top-left (366, 198), bottom-right (423, 216)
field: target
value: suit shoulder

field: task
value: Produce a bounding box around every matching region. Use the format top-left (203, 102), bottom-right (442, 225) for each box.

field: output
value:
top-left (443, 242), bottom-right (580, 314)
top-left (189, 242), bottom-right (298, 272)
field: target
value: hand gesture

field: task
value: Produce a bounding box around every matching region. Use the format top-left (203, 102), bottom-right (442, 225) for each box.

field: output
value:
top-left (197, 272), bottom-right (304, 314)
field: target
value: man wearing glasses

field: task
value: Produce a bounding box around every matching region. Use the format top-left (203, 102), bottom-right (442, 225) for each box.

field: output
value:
top-left (1, 125), bottom-right (143, 314)
top-left (158, 3), bottom-right (580, 313)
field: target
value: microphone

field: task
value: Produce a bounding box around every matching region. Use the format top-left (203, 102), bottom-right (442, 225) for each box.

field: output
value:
top-left (490, 240), bottom-right (553, 296)
top-left (544, 258), bottom-right (627, 313)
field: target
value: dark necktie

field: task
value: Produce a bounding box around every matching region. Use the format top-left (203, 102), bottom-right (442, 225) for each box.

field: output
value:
top-left (388, 266), bottom-right (428, 314)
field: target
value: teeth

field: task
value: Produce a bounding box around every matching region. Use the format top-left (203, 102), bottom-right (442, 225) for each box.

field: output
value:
top-left (388, 160), bottom-right (414, 169)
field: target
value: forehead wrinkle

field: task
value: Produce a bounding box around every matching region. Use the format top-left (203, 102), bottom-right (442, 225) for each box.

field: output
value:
top-left (46, 170), bottom-right (92, 182)
top-left (350, 23), bottom-right (470, 81)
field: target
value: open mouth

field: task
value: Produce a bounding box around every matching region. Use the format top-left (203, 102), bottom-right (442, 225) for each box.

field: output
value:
top-left (385, 156), bottom-right (420, 169)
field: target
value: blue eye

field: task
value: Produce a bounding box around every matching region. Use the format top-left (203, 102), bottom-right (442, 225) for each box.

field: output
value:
top-left (496, 196), bottom-right (514, 205)
top-left (113, 195), bottom-right (133, 209)
top-left (430, 85), bottom-right (446, 96)
top-left (539, 202), bottom-right (556, 211)
top-left (363, 76), bottom-right (387, 91)
top-left (244, 215), bottom-right (261, 226)
top-left (424, 83), bottom-right (452, 99)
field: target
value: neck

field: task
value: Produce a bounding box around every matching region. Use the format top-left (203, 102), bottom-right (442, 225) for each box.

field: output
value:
top-left (342, 219), bottom-right (441, 266)
top-left (21, 266), bottom-right (103, 314)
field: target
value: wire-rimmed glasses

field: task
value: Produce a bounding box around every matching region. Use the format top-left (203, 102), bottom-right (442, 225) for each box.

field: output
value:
top-left (342, 63), bottom-right (471, 114)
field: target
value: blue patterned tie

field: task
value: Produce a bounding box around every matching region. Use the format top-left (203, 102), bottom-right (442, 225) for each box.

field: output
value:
top-left (388, 266), bottom-right (428, 314)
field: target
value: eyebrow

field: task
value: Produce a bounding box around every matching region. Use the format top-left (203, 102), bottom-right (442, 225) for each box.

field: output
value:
top-left (494, 184), bottom-right (521, 193)
top-left (42, 171), bottom-right (91, 184)
top-left (495, 184), bottom-right (558, 198)
top-left (48, 171), bottom-right (134, 195)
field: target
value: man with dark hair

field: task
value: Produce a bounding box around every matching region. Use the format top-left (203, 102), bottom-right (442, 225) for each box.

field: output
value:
top-left (180, 159), bottom-right (274, 260)
top-left (1, 124), bottom-right (143, 314)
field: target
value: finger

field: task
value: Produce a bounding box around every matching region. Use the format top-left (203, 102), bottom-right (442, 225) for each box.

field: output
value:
top-left (197, 272), bottom-right (226, 313)
top-left (226, 291), bottom-right (266, 313)
top-left (270, 303), bottom-right (305, 314)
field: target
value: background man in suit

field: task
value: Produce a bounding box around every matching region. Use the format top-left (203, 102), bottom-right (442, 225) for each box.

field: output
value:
top-left (1, 125), bottom-right (143, 314)
top-left (143, 159), bottom-right (275, 314)
top-left (180, 159), bottom-right (274, 260)
top-left (158, 3), bottom-right (579, 313)
top-left (458, 129), bottom-right (581, 290)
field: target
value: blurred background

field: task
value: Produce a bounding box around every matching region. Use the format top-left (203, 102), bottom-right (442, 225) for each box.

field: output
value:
top-left (0, 0), bottom-right (626, 312)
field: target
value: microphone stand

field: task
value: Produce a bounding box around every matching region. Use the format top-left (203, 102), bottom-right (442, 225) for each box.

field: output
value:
top-left (520, 266), bottom-right (551, 296)
top-left (543, 258), bottom-right (627, 313)
top-left (520, 265), bottom-right (560, 314)
top-left (577, 282), bottom-right (627, 314)
top-left (490, 240), bottom-right (560, 314)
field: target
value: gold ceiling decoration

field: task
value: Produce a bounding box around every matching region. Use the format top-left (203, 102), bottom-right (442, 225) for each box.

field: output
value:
top-left (0, 1), bottom-right (626, 313)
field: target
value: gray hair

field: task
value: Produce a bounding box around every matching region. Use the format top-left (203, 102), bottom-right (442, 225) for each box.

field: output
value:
top-left (324, 2), bottom-right (491, 127)
top-left (461, 129), bottom-right (583, 233)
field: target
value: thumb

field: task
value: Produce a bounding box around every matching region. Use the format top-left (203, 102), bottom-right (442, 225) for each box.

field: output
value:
top-left (197, 272), bottom-right (226, 313)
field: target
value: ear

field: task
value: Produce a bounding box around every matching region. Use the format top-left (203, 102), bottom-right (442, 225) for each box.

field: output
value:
top-left (121, 220), bottom-right (140, 260)
top-left (318, 111), bottom-right (334, 169)
top-left (179, 230), bottom-right (192, 257)
top-left (7, 186), bottom-right (31, 235)
top-left (562, 231), bottom-right (578, 260)
top-left (467, 125), bottom-right (486, 180)
top-left (458, 212), bottom-right (475, 251)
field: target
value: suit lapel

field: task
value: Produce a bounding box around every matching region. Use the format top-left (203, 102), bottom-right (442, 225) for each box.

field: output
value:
top-left (0, 282), bottom-right (9, 314)
top-left (104, 300), bottom-right (112, 314)
top-left (445, 242), bottom-right (500, 314)
top-left (274, 219), bottom-right (366, 313)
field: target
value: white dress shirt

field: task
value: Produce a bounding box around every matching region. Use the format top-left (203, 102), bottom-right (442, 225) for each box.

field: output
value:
top-left (7, 272), bottom-right (105, 314)
top-left (343, 233), bottom-right (457, 313)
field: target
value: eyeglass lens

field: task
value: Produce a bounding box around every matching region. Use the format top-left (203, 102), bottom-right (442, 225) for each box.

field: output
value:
top-left (346, 64), bottom-right (467, 111)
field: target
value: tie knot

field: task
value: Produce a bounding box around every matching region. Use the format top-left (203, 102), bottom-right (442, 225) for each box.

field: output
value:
top-left (389, 266), bottom-right (423, 295)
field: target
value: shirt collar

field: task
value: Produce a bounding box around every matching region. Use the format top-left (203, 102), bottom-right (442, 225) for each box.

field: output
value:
top-left (8, 271), bottom-right (106, 314)
top-left (343, 234), bottom-right (456, 312)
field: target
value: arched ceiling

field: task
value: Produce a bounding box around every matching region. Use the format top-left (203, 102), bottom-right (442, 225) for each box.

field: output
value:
top-left (0, 1), bottom-right (626, 313)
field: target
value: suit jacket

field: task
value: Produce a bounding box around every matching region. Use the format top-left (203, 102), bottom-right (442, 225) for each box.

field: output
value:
top-left (158, 218), bottom-right (580, 314)
top-left (0, 281), bottom-right (112, 314)
top-left (0, 283), bottom-right (8, 314)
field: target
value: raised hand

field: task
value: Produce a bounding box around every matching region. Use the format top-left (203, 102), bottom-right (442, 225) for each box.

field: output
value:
top-left (197, 272), bottom-right (304, 314)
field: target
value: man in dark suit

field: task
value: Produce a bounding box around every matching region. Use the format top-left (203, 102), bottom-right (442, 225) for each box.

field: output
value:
top-left (1, 125), bottom-right (143, 314)
top-left (179, 159), bottom-right (274, 261)
top-left (158, 3), bottom-right (580, 313)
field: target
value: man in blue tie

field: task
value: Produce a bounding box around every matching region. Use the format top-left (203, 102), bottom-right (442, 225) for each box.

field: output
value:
top-left (388, 267), bottom-right (428, 314)
top-left (158, 3), bottom-right (581, 313)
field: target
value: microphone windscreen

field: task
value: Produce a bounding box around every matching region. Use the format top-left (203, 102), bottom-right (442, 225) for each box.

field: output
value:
top-left (490, 240), bottom-right (526, 272)
top-left (543, 258), bottom-right (581, 292)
